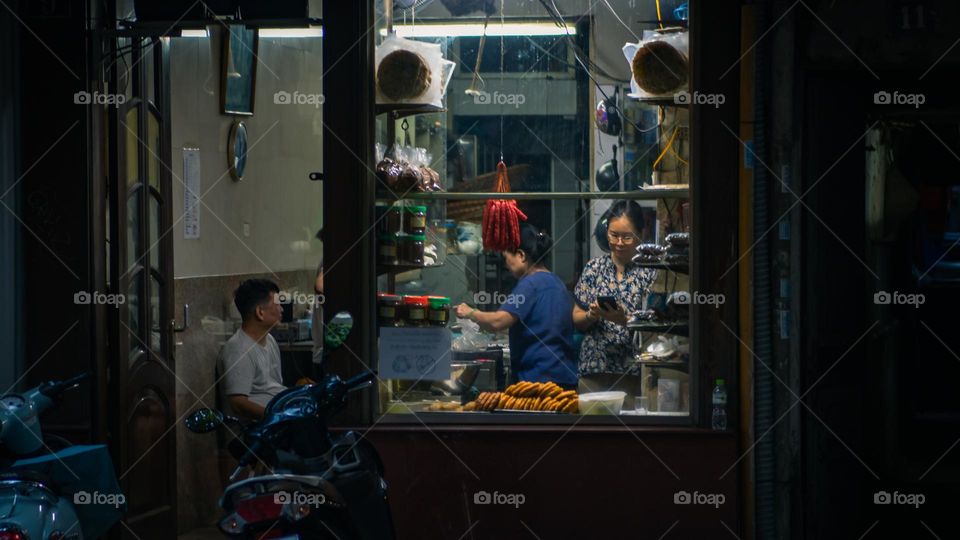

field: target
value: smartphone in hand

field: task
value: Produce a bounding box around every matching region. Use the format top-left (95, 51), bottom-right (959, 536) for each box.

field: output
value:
top-left (597, 295), bottom-right (618, 312)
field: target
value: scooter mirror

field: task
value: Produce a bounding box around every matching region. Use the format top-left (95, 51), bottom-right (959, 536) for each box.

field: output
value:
top-left (323, 311), bottom-right (354, 352)
top-left (185, 408), bottom-right (224, 433)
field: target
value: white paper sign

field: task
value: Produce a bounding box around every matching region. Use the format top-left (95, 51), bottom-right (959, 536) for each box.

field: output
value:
top-left (378, 327), bottom-right (452, 381)
top-left (183, 148), bottom-right (201, 239)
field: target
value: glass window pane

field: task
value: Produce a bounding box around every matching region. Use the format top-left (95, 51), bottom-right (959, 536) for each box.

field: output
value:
top-left (127, 272), bottom-right (142, 353)
top-left (127, 190), bottom-right (141, 273)
top-left (150, 274), bottom-right (161, 352)
top-left (148, 112), bottom-right (160, 190)
top-left (126, 107), bottom-right (139, 188)
top-left (148, 193), bottom-right (160, 271)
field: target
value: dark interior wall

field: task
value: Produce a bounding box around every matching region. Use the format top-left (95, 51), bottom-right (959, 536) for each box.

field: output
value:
top-left (13, 0), bottom-right (97, 440)
top-left (0, 4), bottom-right (21, 391)
top-left (782, 1), bottom-right (960, 537)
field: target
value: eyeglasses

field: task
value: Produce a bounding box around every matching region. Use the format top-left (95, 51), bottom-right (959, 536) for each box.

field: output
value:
top-left (607, 231), bottom-right (638, 245)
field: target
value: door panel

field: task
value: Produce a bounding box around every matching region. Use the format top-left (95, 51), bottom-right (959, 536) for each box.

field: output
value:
top-left (110, 37), bottom-right (176, 539)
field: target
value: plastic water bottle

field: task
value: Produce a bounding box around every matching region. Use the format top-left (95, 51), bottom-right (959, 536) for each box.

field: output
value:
top-left (711, 379), bottom-right (727, 431)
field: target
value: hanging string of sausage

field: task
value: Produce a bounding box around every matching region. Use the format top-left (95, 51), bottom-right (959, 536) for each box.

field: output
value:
top-left (482, 160), bottom-right (527, 251)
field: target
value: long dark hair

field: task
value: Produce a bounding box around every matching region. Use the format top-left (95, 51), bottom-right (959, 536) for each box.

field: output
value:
top-left (593, 199), bottom-right (645, 252)
top-left (510, 224), bottom-right (553, 267)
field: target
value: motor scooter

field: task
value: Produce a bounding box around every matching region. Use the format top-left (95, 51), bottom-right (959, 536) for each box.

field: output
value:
top-left (0, 372), bottom-right (124, 540)
top-left (186, 311), bottom-right (395, 539)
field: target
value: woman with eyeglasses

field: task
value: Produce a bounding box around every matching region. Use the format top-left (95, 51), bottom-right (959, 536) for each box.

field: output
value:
top-left (572, 200), bottom-right (655, 408)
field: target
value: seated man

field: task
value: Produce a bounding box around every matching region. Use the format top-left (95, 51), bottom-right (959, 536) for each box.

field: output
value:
top-left (218, 279), bottom-right (287, 420)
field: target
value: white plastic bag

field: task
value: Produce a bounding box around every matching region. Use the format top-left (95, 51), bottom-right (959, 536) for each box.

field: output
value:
top-left (376, 34), bottom-right (455, 107)
top-left (623, 28), bottom-right (689, 99)
top-left (452, 318), bottom-right (491, 351)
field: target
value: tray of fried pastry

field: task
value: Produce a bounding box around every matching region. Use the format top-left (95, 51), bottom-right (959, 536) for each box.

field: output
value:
top-left (463, 382), bottom-right (579, 414)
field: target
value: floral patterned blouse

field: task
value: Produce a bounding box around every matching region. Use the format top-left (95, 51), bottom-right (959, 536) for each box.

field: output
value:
top-left (574, 255), bottom-right (655, 376)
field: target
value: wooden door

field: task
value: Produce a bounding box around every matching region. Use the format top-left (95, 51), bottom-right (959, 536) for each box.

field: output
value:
top-left (108, 36), bottom-right (177, 539)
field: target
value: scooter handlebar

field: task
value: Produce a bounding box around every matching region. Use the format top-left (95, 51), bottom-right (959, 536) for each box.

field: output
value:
top-left (344, 371), bottom-right (376, 392)
top-left (38, 371), bottom-right (92, 398)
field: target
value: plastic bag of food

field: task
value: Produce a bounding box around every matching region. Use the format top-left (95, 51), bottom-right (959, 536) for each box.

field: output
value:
top-left (622, 28), bottom-right (689, 99)
top-left (452, 318), bottom-right (491, 351)
top-left (376, 34), bottom-right (455, 107)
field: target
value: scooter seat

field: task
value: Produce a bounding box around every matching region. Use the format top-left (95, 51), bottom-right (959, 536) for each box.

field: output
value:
top-left (0, 469), bottom-right (58, 493)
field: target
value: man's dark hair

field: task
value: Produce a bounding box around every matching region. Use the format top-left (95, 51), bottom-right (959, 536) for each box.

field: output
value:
top-left (234, 279), bottom-right (280, 321)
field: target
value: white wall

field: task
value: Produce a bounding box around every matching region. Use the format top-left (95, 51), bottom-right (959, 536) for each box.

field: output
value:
top-left (170, 31), bottom-right (324, 279)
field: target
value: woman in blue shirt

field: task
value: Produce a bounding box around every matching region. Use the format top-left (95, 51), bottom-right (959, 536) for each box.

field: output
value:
top-left (455, 225), bottom-right (578, 389)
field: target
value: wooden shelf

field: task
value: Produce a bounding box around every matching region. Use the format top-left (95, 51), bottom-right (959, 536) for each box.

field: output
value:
top-left (634, 261), bottom-right (689, 274)
top-left (377, 263), bottom-right (444, 276)
top-left (376, 103), bottom-right (446, 118)
top-left (375, 188), bottom-right (689, 202)
top-left (626, 321), bottom-right (689, 337)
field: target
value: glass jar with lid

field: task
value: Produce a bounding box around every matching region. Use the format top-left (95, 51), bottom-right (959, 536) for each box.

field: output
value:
top-left (402, 296), bottom-right (429, 327)
top-left (427, 296), bottom-right (451, 327)
top-left (378, 233), bottom-right (400, 265)
top-left (377, 293), bottom-right (403, 327)
top-left (403, 205), bottom-right (427, 235)
top-left (400, 234), bottom-right (425, 266)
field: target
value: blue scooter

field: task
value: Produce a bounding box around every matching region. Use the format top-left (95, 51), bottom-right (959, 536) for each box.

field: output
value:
top-left (0, 372), bottom-right (124, 539)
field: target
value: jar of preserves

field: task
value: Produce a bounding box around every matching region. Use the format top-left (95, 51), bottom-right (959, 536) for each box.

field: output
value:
top-left (377, 293), bottom-right (403, 327)
top-left (404, 205), bottom-right (427, 235)
top-left (402, 296), bottom-right (429, 327)
top-left (386, 204), bottom-right (403, 234)
top-left (400, 234), bottom-right (425, 266)
top-left (427, 296), bottom-right (451, 327)
top-left (378, 233), bottom-right (399, 265)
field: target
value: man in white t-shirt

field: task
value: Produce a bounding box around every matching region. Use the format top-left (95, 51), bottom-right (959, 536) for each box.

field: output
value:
top-left (218, 279), bottom-right (287, 420)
